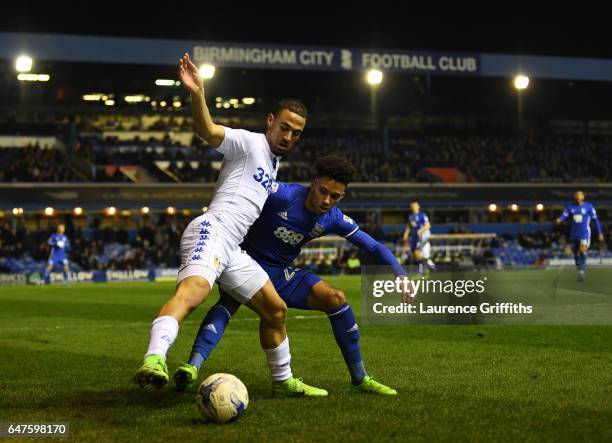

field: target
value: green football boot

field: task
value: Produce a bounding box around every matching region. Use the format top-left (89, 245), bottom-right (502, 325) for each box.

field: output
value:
top-left (273, 377), bottom-right (328, 398)
top-left (354, 376), bottom-right (397, 395)
top-left (133, 354), bottom-right (169, 389)
top-left (173, 363), bottom-right (199, 393)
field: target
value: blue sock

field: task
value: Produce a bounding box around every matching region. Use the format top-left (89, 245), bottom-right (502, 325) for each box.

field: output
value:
top-left (579, 252), bottom-right (587, 272)
top-left (63, 270), bottom-right (68, 282)
top-left (43, 270), bottom-right (51, 284)
top-left (328, 304), bottom-right (367, 385)
top-left (188, 298), bottom-right (237, 369)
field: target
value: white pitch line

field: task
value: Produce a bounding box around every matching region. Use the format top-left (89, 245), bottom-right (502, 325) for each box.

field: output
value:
top-left (0, 314), bottom-right (328, 332)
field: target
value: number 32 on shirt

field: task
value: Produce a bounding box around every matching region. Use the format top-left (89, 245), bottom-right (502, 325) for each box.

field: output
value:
top-left (253, 167), bottom-right (273, 192)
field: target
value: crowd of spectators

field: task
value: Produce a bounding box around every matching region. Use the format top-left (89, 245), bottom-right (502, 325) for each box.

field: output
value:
top-left (3, 133), bottom-right (611, 183)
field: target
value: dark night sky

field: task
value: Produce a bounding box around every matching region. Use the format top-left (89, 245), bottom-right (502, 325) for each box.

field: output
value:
top-left (2, 5), bottom-right (612, 59)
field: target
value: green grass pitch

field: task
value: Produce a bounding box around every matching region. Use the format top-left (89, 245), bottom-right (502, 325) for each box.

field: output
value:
top-left (1, 273), bottom-right (610, 442)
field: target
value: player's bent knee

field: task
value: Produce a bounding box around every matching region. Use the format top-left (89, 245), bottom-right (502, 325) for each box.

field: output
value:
top-left (175, 276), bottom-right (211, 310)
top-left (326, 289), bottom-right (346, 309)
top-left (268, 300), bottom-right (288, 327)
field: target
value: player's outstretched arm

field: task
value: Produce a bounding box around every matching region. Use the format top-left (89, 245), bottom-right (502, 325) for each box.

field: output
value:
top-left (556, 206), bottom-right (570, 225)
top-left (591, 206), bottom-right (604, 241)
top-left (178, 53), bottom-right (225, 148)
top-left (348, 230), bottom-right (414, 301)
top-left (348, 230), bottom-right (406, 276)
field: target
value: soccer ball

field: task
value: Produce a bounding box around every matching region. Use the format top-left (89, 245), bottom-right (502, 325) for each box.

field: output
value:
top-left (196, 373), bottom-right (249, 423)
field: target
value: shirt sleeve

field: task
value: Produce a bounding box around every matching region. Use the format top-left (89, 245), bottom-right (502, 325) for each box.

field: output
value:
top-left (559, 206), bottom-right (570, 222)
top-left (590, 205), bottom-right (603, 235)
top-left (347, 230), bottom-right (407, 276)
top-left (329, 208), bottom-right (359, 238)
top-left (215, 126), bottom-right (254, 159)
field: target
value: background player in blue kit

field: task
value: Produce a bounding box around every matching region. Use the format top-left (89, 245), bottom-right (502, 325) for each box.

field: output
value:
top-left (174, 155), bottom-right (412, 395)
top-left (556, 191), bottom-right (604, 281)
top-left (402, 201), bottom-right (435, 275)
top-left (44, 224), bottom-right (70, 284)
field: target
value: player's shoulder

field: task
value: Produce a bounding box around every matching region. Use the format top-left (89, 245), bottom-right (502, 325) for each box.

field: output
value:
top-left (271, 181), bottom-right (306, 196)
top-left (269, 182), bottom-right (307, 205)
top-left (328, 206), bottom-right (355, 225)
top-left (221, 126), bottom-right (265, 152)
top-left (224, 125), bottom-right (261, 138)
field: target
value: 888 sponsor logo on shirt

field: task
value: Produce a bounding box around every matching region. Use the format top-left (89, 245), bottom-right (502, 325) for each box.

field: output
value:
top-left (274, 226), bottom-right (304, 245)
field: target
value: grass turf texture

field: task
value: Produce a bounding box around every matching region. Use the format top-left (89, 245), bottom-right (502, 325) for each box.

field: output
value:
top-left (0, 272), bottom-right (610, 442)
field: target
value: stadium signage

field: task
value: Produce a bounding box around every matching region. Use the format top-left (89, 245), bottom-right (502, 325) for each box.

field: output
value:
top-left (0, 274), bottom-right (27, 285)
top-left (193, 43), bottom-right (481, 75)
top-left (6, 33), bottom-right (612, 81)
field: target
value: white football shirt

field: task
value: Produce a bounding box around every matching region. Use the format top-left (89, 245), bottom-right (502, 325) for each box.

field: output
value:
top-left (207, 126), bottom-right (281, 244)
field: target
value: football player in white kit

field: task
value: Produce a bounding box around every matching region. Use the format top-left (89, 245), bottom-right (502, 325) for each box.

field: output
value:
top-left (134, 53), bottom-right (327, 397)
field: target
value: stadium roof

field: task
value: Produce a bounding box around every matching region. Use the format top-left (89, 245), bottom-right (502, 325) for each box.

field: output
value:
top-left (1, 10), bottom-right (612, 59)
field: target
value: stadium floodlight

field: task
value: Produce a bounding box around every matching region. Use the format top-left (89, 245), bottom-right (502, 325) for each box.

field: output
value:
top-left (155, 79), bottom-right (175, 86)
top-left (513, 75), bottom-right (530, 90)
top-left (104, 100), bottom-right (115, 106)
top-left (15, 55), bottom-right (33, 72)
top-left (366, 69), bottom-right (383, 86)
top-left (488, 203), bottom-right (498, 212)
top-left (124, 95), bottom-right (146, 103)
top-left (172, 101), bottom-right (182, 108)
top-left (199, 64), bottom-right (215, 79)
top-left (121, 210), bottom-right (132, 217)
top-left (242, 97), bottom-right (256, 105)
top-left (160, 101), bottom-right (167, 107)
top-left (43, 207), bottom-right (55, 217)
top-left (12, 208), bottom-right (24, 216)
top-left (202, 206), bottom-right (208, 213)
top-left (181, 209), bottom-right (192, 217)
top-left (229, 98), bottom-right (239, 105)
top-left (535, 203), bottom-right (544, 211)
top-left (73, 207), bottom-right (84, 216)
top-left (105, 207), bottom-right (117, 216)
top-left (83, 94), bottom-right (103, 101)
top-left (510, 204), bottom-right (519, 212)
top-left (17, 73), bottom-right (50, 82)
top-left (140, 206), bottom-right (150, 215)
top-left (166, 206), bottom-right (176, 215)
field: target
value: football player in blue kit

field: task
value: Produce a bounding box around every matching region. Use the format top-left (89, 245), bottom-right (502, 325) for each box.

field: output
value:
top-left (402, 201), bottom-right (435, 275)
top-left (556, 191), bottom-right (604, 281)
top-left (174, 155), bottom-right (412, 395)
top-left (43, 224), bottom-right (70, 284)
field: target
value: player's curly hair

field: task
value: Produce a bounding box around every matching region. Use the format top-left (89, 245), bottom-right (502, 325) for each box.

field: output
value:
top-left (272, 98), bottom-right (308, 119)
top-left (315, 155), bottom-right (357, 185)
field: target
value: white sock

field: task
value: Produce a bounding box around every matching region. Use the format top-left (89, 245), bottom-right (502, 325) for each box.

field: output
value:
top-left (145, 315), bottom-right (179, 359)
top-left (264, 336), bottom-right (292, 381)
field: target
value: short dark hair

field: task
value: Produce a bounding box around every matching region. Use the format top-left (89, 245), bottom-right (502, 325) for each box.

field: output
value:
top-left (315, 155), bottom-right (356, 185)
top-left (272, 98), bottom-right (308, 119)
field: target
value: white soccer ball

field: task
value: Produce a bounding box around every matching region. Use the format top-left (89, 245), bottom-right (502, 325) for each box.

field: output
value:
top-left (196, 373), bottom-right (249, 423)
